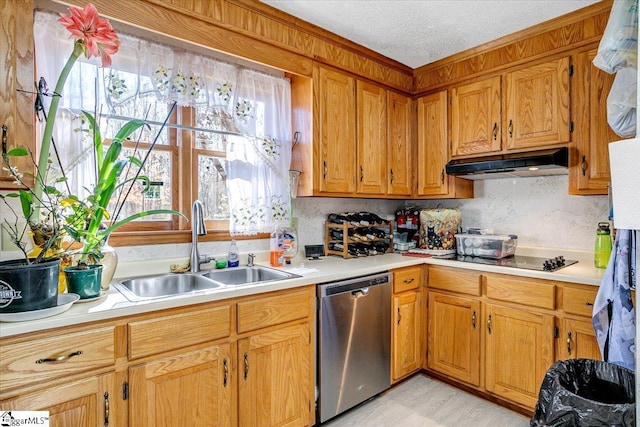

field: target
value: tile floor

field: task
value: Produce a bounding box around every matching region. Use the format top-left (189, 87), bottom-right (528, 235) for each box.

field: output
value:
top-left (321, 374), bottom-right (530, 427)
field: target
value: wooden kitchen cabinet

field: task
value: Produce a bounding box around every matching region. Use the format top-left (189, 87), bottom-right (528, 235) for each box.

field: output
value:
top-left (504, 57), bottom-right (571, 150)
top-left (391, 266), bottom-right (423, 382)
top-left (427, 292), bottom-right (481, 387)
top-left (129, 344), bottom-right (234, 427)
top-left (314, 64), bottom-right (356, 194)
top-left (450, 76), bottom-right (502, 157)
top-left (0, 0), bottom-right (36, 189)
top-left (558, 318), bottom-right (601, 361)
top-left (416, 90), bottom-right (473, 199)
top-left (557, 283), bottom-right (601, 360)
top-left (238, 323), bottom-right (311, 427)
top-left (450, 57), bottom-right (570, 158)
top-left (0, 325), bottom-right (119, 426)
top-left (387, 91), bottom-right (413, 196)
top-left (0, 373), bottom-right (117, 427)
top-left (570, 47), bottom-right (625, 195)
top-left (484, 303), bottom-right (555, 409)
top-left (357, 80), bottom-right (387, 195)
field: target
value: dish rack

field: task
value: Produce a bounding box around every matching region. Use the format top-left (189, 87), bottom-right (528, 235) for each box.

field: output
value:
top-left (325, 220), bottom-right (394, 259)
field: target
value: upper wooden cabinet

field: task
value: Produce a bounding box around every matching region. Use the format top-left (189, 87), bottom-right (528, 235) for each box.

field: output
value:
top-left (0, 0), bottom-right (35, 189)
top-left (302, 64), bottom-right (414, 198)
top-left (504, 57), bottom-right (571, 150)
top-left (416, 91), bottom-right (473, 199)
top-left (314, 65), bottom-right (357, 194)
top-left (450, 77), bottom-right (502, 157)
top-left (570, 47), bottom-right (628, 195)
top-left (387, 91), bottom-right (413, 196)
top-left (357, 80), bottom-right (387, 195)
top-left (450, 57), bottom-right (571, 158)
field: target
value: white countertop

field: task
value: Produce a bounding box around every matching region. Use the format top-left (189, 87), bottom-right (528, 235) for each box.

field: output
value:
top-left (0, 247), bottom-right (605, 338)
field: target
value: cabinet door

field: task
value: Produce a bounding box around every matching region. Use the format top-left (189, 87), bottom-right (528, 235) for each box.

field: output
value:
top-left (504, 57), bottom-right (570, 150)
top-left (0, 0), bottom-right (35, 189)
top-left (485, 304), bottom-right (555, 409)
top-left (392, 291), bottom-right (422, 381)
top-left (357, 80), bottom-right (387, 195)
top-left (571, 48), bottom-right (623, 194)
top-left (427, 292), bottom-right (481, 387)
top-left (416, 91), bottom-right (449, 195)
top-left (129, 344), bottom-right (233, 427)
top-left (450, 77), bottom-right (501, 156)
top-left (387, 91), bottom-right (412, 196)
top-left (0, 374), bottom-right (115, 427)
top-left (314, 65), bottom-right (356, 194)
top-left (559, 317), bottom-right (602, 361)
top-left (238, 323), bottom-right (311, 427)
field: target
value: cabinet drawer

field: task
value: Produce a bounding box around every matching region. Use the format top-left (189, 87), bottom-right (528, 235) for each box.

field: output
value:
top-left (563, 286), bottom-right (598, 317)
top-left (0, 326), bottom-right (115, 392)
top-left (393, 266), bottom-right (422, 293)
top-left (428, 266), bottom-right (481, 296)
top-left (129, 304), bottom-right (231, 360)
top-left (485, 274), bottom-right (555, 310)
top-left (238, 288), bottom-right (312, 334)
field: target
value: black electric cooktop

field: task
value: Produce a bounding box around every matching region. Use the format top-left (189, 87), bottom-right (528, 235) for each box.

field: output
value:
top-left (455, 255), bottom-right (578, 272)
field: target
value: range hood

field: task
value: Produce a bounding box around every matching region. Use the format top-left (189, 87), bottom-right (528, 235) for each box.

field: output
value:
top-left (445, 147), bottom-right (569, 180)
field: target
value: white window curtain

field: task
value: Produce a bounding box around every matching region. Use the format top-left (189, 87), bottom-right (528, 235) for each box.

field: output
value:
top-left (33, 11), bottom-right (291, 234)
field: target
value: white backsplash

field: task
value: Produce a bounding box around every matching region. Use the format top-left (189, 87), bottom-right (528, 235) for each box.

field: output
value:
top-left (1, 175), bottom-right (608, 262)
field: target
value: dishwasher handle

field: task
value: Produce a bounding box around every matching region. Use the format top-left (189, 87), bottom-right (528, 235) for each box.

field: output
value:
top-left (351, 287), bottom-right (370, 298)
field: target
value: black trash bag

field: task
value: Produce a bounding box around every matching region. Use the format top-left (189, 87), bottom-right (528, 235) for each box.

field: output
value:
top-left (531, 359), bottom-right (635, 427)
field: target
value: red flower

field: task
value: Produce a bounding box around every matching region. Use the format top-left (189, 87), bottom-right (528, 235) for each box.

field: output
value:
top-left (58, 2), bottom-right (120, 67)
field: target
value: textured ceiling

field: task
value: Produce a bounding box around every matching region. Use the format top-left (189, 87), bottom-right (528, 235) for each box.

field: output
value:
top-left (260, 0), bottom-right (601, 68)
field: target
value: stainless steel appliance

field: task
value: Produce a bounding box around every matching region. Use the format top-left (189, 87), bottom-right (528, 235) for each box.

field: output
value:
top-left (456, 254), bottom-right (577, 271)
top-left (317, 272), bottom-right (392, 423)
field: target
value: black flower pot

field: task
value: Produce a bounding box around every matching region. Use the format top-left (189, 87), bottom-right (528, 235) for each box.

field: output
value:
top-left (0, 258), bottom-right (61, 313)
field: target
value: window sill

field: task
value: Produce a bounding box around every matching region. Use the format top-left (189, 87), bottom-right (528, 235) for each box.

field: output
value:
top-left (109, 230), bottom-right (269, 247)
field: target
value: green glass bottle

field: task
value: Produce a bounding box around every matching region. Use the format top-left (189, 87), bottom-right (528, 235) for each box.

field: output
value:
top-left (594, 222), bottom-right (612, 269)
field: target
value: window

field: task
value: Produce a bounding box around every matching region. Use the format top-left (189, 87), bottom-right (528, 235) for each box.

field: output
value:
top-left (34, 11), bottom-right (292, 241)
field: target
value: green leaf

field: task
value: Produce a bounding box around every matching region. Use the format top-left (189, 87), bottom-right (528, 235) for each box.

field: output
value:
top-left (6, 147), bottom-right (28, 156)
top-left (18, 190), bottom-right (33, 219)
top-left (81, 111), bottom-right (104, 170)
top-left (127, 155), bottom-right (143, 168)
top-left (4, 192), bottom-right (20, 198)
top-left (112, 119), bottom-right (145, 143)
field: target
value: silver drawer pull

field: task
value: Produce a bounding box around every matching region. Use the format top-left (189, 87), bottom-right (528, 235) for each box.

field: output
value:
top-left (36, 350), bottom-right (83, 364)
top-left (585, 302), bottom-right (594, 306)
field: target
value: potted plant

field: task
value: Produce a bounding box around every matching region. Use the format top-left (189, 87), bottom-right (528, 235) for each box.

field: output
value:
top-left (1, 3), bottom-right (184, 307)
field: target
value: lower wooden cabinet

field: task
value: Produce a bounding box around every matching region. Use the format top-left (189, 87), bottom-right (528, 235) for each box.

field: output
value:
top-left (558, 317), bottom-right (601, 361)
top-left (0, 374), bottom-right (117, 427)
top-left (129, 344), bottom-right (234, 427)
top-left (391, 266), bottom-right (423, 382)
top-left (238, 323), bottom-right (312, 427)
top-left (427, 292), bottom-right (481, 387)
top-left (484, 303), bottom-right (555, 409)
top-left (392, 290), bottom-right (422, 381)
top-left (0, 285), bottom-right (316, 427)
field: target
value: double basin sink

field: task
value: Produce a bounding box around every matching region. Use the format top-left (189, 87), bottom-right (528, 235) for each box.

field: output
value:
top-left (114, 266), bottom-right (300, 302)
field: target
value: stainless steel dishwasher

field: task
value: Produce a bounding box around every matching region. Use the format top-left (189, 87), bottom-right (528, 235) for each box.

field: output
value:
top-left (317, 272), bottom-right (391, 423)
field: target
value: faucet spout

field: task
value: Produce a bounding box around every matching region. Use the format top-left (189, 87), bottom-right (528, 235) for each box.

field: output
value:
top-left (190, 200), bottom-right (211, 272)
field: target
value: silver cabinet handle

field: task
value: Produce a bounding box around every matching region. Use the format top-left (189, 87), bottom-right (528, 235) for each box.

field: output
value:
top-left (567, 332), bottom-right (572, 355)
top-left (487, 315), bottom-right (492, 334)
top-left (472, 310), bottom-right (476, 329)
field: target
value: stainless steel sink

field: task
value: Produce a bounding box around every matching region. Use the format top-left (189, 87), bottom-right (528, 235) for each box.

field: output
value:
top-left (115, 273), bottom-right (223, 301)
top-left (201, 266), bottom-right (299, 286)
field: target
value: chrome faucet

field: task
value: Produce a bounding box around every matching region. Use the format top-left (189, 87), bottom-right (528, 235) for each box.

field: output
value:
top-left (247, 253), bottom-right (255, 267)
top-left (190, 200), bottom-right (213, 272)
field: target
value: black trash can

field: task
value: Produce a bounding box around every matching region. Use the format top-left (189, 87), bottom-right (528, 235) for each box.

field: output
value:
top-left (531, 358), bottom-right (635, 427)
